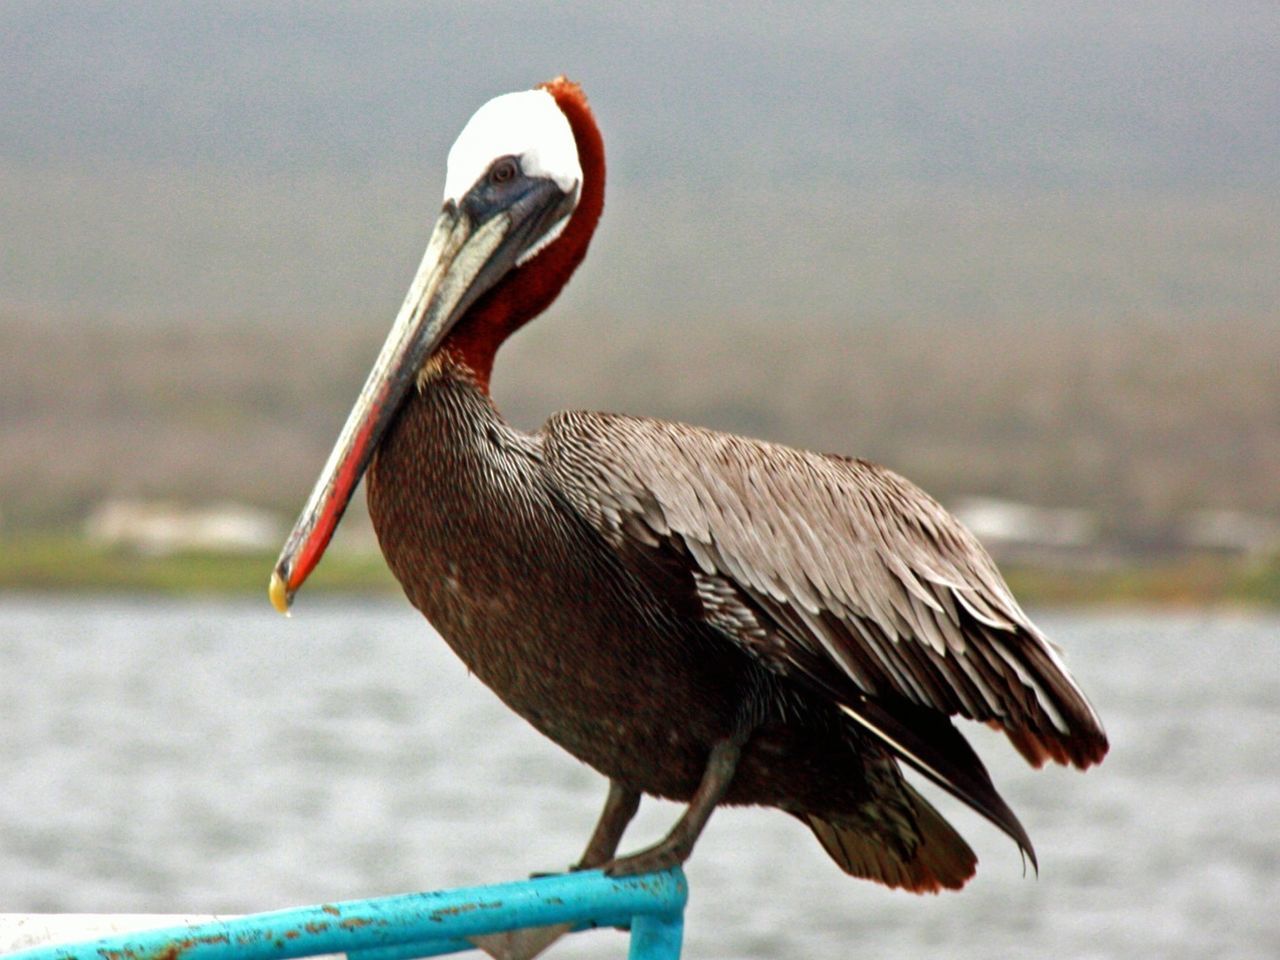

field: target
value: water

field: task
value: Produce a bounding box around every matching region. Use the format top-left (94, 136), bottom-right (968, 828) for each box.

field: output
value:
top-left (1, 597), bottom-right (1276, 958)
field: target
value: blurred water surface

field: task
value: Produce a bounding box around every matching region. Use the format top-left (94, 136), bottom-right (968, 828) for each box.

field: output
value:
top-left (1, 598), bottom-right (1275, 958)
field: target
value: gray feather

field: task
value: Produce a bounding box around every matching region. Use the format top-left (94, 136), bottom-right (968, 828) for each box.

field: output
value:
top-left (541, 410), bottom-right (1107, 768)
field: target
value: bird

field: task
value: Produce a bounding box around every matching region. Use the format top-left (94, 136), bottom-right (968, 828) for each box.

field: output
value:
top-left (270, 76), bottom-right (1107, 895)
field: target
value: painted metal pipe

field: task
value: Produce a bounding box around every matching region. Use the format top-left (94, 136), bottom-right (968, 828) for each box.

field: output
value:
top-left (1, 868), bottom-right (687, 960)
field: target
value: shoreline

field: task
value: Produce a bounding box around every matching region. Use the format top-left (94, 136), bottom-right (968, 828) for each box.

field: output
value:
top-left (1, 536), bottom-right (1276, 607)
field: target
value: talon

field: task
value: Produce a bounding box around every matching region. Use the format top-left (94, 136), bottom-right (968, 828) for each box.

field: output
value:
top-left (528, 867), bottom-right (574, 879)
top-left (601, 846), bottom-right (684, 877)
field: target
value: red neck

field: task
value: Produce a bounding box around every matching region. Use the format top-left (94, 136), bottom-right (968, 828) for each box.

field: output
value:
top-left (441, 78), bottom-right (606, 392)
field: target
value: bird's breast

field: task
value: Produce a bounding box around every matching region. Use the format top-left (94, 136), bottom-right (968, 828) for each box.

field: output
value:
top-left (365, 370), bottom-right (749, 794)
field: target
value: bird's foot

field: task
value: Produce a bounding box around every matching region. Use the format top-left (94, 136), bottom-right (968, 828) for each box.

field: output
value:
top-left (528, 854), bottom-right (613, 879)
top-left (469, 924), bottom-right (570, 960)
top-left (600, 838), bottom-right (689, 877)
top-left (527, 868), bottom-right (571, 880)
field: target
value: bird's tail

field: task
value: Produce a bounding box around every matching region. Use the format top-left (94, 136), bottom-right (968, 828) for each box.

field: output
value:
top-left (802, 784), bottom-right (977, 893)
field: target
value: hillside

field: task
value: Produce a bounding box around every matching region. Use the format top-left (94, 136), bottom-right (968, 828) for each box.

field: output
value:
top-left (3, 312), bottom-right (1276, 555)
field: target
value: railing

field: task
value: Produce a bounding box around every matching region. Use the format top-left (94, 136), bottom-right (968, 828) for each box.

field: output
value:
top-left (0, 868), bottom-right (687, 960)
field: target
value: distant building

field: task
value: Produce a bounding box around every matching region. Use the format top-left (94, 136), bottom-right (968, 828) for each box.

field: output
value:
top-left (1181, 509), bottom-right (1280, 557)
top-left (84, 500), bottom-right (283, 555)
top-left (950, 496), bottom-right (1098, 561)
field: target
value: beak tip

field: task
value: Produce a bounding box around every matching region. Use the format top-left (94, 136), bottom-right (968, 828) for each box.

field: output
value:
top-left (269, 570), bottom-right (293, 616)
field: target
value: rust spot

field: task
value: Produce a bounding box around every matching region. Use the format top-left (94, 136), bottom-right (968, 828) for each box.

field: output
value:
top-left (431, 902), bottom-right (477, 920)
top-left (111, 934), bottom-right (221, 960)
top-left (430, 900), bottom-right (503, 921)
top-left (303, 922), bottom-right (330, 935)
top-left (118, 932), bottom-right (230, 960)
top-left (321, 904), bottom-right (341, 916)
top-left (284, 931), bottom-right (300, 940)
top-left (338, 917), bottom-right (374, 931)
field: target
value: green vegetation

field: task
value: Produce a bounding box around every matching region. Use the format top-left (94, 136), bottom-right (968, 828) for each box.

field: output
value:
top-left (1001, 556), bottom-right (1280, 608)
top-left (0, 536), bottom-right (396, 598)
top-left (2, 536), bottom-right (1276, 607)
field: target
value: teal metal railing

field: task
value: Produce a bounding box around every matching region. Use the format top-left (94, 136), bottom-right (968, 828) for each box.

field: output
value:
top-left (4, 868), bottom-right (686, 960)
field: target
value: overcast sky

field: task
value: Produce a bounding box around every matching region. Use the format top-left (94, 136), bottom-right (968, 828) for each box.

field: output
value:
top-left (3, 2), bottom-right (1277, 325)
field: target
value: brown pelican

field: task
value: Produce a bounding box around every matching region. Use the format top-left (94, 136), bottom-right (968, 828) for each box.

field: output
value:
top-left (270, 77), bottom-right (1107, 894)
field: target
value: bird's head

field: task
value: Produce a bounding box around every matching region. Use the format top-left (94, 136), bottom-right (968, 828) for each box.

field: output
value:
top-left (270, 77), bottom-right (604, 613)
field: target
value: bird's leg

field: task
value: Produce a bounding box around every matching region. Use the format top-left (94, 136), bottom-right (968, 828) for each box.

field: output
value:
top-left (603, 738), bottom-right (742, 876)
top-left (574, 779), bottom-right (642, 869)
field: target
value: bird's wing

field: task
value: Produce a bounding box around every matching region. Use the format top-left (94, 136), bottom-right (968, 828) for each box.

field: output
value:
top-left (542, 410), bottom-right (1108, 778)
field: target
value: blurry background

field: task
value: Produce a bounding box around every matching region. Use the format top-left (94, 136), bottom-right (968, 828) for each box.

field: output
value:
top-left (2, 4), bottom-right (1279, 958)
top-left (2, 1), bottom-right (1278, 597)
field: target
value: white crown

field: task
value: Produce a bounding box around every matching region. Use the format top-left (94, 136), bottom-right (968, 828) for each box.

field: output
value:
top-left (444, 89), bottom-right (583, 204)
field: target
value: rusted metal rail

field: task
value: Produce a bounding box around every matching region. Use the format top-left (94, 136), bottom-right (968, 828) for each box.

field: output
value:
top-left (0, 867), bottom-right (687, 960)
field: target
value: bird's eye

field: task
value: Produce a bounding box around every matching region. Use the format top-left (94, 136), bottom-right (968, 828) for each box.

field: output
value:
top-left (490, 158), bottom-right (519, 185)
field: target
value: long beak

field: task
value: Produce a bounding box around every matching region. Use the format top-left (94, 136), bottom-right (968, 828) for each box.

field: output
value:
top-left (268, 202), bottom-right (512, 614)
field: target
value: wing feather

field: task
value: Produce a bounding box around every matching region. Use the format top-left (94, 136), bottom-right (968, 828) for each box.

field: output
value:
top-left (541, 411), bottom-right (1107, 771)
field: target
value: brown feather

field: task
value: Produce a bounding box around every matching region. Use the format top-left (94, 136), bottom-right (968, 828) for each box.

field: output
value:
top-left (544, 410), bottom-right (1108, 771)
top-left (802, 784), bottom-right (977, 893)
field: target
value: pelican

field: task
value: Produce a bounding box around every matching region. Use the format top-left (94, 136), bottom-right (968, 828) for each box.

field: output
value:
top-left (270, 77), bottom-right (1107, 894)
